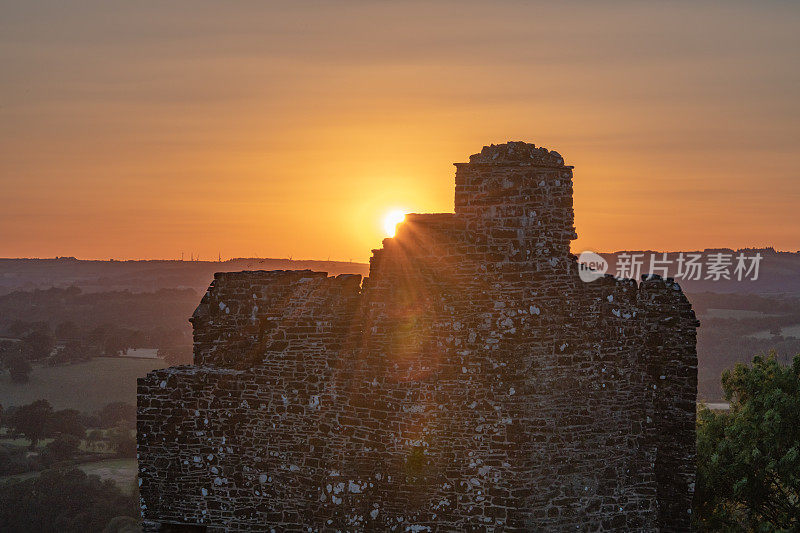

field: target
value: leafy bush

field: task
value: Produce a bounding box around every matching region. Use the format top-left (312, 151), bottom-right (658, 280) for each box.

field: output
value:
top-left (97, 402), bottom-right (136, 429)
top-left (0, 444), bottom-right (40, 476)
top-left (41, 434), bottom-right (81, 464)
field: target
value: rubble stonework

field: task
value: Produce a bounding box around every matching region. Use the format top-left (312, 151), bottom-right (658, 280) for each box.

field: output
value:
top-left (137, 142), bottom-right (698, 532)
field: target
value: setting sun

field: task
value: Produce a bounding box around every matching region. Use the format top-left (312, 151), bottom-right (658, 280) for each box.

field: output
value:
top-left (383, 209), bottom-right (407, 238)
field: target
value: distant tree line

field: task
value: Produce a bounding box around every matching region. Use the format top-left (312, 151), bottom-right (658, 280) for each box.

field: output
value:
top-left (0, 322), bottom-right (153, 382)
top-left (0, 286), bottom-right (197, 332)
top-left (0, 286), bottom-right (198, 381)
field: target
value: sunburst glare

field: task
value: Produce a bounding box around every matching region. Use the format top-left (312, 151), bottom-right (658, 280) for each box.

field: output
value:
top-left (383, 209), bottom-right (407, 237)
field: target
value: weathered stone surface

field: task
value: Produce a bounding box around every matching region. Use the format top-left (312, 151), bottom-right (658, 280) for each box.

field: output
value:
top-left (138, 142), bottom-right (698, 531)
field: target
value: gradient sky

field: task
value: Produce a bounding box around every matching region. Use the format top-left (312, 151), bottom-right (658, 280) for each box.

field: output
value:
top-left (1, 1), bottom-right (798, 261)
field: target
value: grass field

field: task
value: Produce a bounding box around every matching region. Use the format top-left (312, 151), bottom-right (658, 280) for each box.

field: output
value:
top-left (748, 323), bottom-right (800, 340)
top-left (0, 357), bottom-right (167, 411)
top-left (0, 435), bottom-right (53, 448)
top-left (79, 458), bottom-right (138, 494)
top-left (703, 308), bottom-right (776, 319)
top-left (1, 458), bottom-right (138, 494)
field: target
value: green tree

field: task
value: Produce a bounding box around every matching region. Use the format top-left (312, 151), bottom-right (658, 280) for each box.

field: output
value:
top-left (46, 409), bottom-right (86, 439)
top-left (125, 329), bottom-right (146, 349)
top-left (86, 429), bottom-right (104, 452)
top-left (41, 433), bottom-right (80, 464)
top-left (4, 354), bottom-right (32, 383)
top-left (0, 339), bottom-right (23, 363)
top-left (108, 426), bottom-right (136, 458)
top-left (54, 321), bottom-right (81, 342)
top-left (22, 329), bottom-right (55, 360)
top-left (97, 402), bottom-right (136, 429)
top-left (102, 334), bottom-right (127, 356)
top-left (695, 352), bottom-right (800, 530)
top-left (8, 399), bottom-right (53, 447)
top-left (49, 341), bottom-right (95, 366)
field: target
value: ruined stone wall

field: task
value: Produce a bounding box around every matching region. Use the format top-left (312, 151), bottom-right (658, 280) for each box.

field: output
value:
top-left (190, 270), bottom-right (361, 368)
top-left (639, 277), bottom-right (699, 529)
top-left (138, 142), bottom-right (698, 532)
top-left (138, 271), bottom-right (363, 530)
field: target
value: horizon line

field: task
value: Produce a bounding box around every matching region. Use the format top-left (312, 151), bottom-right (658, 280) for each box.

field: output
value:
top-left (0, 246), bottom-right (797, 263)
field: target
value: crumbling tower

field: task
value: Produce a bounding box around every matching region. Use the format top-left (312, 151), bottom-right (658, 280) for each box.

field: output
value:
top-left (454, 142), bottom-right (575, 259)
top-left (138, 142), bottom-right (698, 531)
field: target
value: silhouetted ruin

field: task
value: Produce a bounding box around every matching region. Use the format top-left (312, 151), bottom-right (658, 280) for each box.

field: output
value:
top-left (137, 142), bottom-right (698, 531)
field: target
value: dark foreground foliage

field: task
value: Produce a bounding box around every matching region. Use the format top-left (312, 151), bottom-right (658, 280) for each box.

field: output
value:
top-left (695, 352), bottom-right (800, 531)
top-left (0, 468), bottom-right (138, 533)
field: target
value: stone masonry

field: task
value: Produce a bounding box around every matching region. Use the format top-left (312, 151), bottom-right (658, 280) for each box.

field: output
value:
top-left (137, 142), bottom-right (699, 531)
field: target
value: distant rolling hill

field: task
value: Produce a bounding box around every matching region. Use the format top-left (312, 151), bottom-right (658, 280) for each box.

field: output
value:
top-left (2, 249), bottom-right (797, 296)
top-left (0, 257), bottom-right (369, 295)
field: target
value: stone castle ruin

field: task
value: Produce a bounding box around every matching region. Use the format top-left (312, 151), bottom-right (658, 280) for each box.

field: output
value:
top-left (137, 142), bottom-right (698, 531)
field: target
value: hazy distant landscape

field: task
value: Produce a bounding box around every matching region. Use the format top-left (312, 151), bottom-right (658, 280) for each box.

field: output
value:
top-left (1, 250), bottom-right (798, 406)
top-left (0, 257), bottom-right (370, 296)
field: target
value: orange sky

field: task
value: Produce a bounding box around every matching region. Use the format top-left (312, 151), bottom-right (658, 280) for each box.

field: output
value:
top-left (1, 1), bottom-right (798, 261)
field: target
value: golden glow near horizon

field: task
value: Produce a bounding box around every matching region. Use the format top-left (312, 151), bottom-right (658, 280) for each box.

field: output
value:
top-left (1, 2), bottom-right (799, 261)
top-left (383, 210), bottom-right (407, 238)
